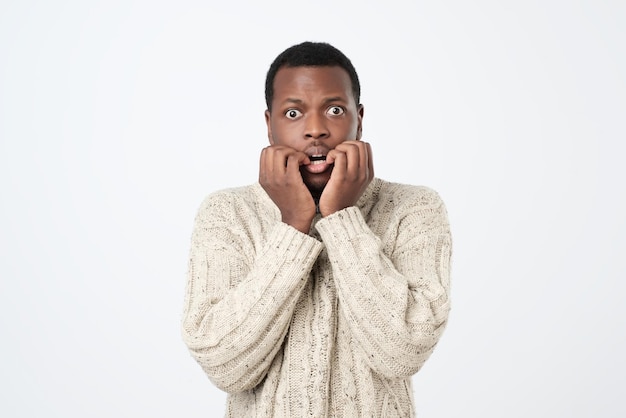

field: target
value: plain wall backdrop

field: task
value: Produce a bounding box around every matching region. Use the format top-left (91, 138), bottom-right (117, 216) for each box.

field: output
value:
top-left (1, 1), bottom-right (624, 417)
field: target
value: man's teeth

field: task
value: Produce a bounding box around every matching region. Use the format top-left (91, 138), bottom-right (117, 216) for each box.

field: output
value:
top-left (309, 156), bottom-right (326, 164)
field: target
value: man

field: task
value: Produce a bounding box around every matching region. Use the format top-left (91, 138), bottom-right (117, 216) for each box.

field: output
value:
top-left (182, 41), bottom-right (452, 417)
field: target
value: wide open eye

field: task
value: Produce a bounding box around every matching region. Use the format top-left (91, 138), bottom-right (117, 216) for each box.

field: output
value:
top-left (327, 106), bottom-right (344, 116)
top-left (285, 109), bottom-right (302, 119)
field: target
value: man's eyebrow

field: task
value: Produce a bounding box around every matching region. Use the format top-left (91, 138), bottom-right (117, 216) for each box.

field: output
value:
top-left (322, 96), bottom-right (346, 104)
top-left (283, 98), bottom-right (304, 105)
top-left (280, 96), bottom-right (347, 106)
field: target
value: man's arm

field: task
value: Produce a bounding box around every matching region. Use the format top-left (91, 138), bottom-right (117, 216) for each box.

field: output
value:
top-left (181, 193), bottom-right (323, 393)
top-left (316, 187), bottom-right (451, 378)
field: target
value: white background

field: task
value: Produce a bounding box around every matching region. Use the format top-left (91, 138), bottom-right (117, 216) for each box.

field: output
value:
top-left (1, 1), bottom-right (624, 417)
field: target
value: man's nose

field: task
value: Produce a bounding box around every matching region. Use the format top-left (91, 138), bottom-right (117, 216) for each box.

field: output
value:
top-left (304, 113), bottom-right (329, 139)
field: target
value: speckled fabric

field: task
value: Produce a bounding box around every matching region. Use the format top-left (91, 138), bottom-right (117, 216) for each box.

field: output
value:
top-left (182, 177), bottom-right (452, 417)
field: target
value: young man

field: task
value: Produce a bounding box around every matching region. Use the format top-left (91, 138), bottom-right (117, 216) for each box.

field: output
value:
top-left (182, 42), bottom-right (452, 417)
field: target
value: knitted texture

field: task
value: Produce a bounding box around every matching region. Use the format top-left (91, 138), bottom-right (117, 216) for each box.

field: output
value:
top-left (182, 178), bottom-right (452, 417)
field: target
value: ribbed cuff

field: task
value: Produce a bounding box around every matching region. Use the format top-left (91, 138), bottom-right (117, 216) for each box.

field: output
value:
top-left (261, 221), bottom-right (324, 273)
top-left (314, 206), bottom-right (370, 250)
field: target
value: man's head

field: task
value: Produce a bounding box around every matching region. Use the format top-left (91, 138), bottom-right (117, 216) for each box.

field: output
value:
top-left (264, 42), bottom-right (364, 196)
top-left (265, 42), bottom-right (361, 111)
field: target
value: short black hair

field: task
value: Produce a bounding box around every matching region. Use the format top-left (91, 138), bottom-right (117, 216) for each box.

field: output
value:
top-left (265, 41), bottom-right (361, 110)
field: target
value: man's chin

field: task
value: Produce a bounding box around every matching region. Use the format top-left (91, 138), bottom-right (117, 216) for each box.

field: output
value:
top-left (302, 171), bottom-right (331, 197)
top-left (304, 179), bottom-right (328, 198)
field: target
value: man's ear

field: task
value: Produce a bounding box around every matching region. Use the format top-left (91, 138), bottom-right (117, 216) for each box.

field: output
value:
top-left (264, 109), bottom-right (275, 145)
top-left (356, 104), bottom-right (364, 140)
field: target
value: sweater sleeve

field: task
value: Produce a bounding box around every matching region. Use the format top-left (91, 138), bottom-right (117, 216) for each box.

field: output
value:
top-left (314, 188), bottom-right (451, 379)
top-left (181, 193), bottom-right (323, 393)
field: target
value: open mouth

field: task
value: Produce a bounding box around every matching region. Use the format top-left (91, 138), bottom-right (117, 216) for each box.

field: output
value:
top-left (309, 155), bottom-right (327, 165)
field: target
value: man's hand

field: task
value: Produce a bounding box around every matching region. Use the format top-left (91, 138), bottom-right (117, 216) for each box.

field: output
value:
top-left (259, 145), bottom-right (316, 234)
top-left (319, 140), bottom-right (374, 217)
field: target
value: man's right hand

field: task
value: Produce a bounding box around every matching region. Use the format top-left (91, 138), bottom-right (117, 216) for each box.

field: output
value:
top-left (259, 145), bottom-right (316, 234)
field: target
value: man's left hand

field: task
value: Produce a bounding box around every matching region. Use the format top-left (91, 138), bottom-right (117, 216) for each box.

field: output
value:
top-left (318, 140), bottom-right (374, 217)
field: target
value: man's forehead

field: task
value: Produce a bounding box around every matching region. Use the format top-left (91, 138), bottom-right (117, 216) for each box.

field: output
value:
top-left (273, 66), bottom-right (352, 97)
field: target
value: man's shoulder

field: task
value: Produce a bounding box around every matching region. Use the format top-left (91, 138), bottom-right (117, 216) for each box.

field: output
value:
top-left (203, 183), bottom-right (259, 201)
top-left (196, 183), bottom-right (269, 217)
top-left (372, 178), bottom-right (445, 210)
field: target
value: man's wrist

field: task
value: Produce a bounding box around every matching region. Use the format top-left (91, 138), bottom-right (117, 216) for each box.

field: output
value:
top-left (283, 217), bottom-right (313, 234)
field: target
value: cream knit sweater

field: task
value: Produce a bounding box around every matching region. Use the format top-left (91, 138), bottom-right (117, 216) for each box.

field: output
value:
top-left (182, 177), bottom-right (451, 417)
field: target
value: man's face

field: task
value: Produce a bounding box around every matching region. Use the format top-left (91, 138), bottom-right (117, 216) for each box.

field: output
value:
top-left (265, 66), bottom-right (363, 196)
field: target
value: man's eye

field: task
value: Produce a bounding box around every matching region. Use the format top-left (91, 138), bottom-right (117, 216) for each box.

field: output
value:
top-left (327, 106), bottom-right (344, 116)
top-left (285, 109), bottom-right (302, 119)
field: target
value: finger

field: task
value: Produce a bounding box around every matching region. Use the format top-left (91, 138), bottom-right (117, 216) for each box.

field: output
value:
top-left (330, 149), bottom-right (348, 177)
top-left (343, 140), bottom-right (372, 181)
top-left (280, 148), bottom-right (309, 168)
top-left (325, 145), bottom-right (350, 165)
top-left (266, 146), bottom-right (280, 177)
top-left (360, 142), bottom-right (368, 176)
top-left (286, 153), bottom-right (305, 178)
top-left (259, 147), bottom-right (270, 181)
top-left (325, 149), bottom-right (337, 165)
top-left (366, 142), bottom-right (374, 179)
top-left (328, 139), bottom-right (362, 160)
top-left (295, 151), bottom-right (310, 166)
top-left (339, 141), bottom-right (363, 177)
top-left (274, 147), bottom-right (290, 175)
